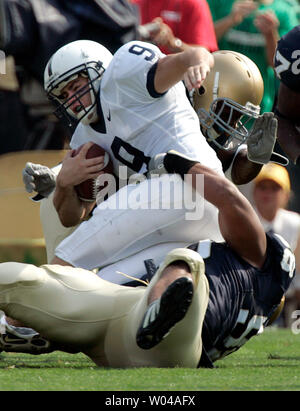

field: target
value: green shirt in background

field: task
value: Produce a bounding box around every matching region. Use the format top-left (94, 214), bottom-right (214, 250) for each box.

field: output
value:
top-left (207, 0), bottom-right (299, 113)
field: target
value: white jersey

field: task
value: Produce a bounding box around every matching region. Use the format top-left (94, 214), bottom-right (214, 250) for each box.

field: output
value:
top-left (54, 41), bottom-right (224, 270)
top-left (70, 41), bottom-right (222, 177)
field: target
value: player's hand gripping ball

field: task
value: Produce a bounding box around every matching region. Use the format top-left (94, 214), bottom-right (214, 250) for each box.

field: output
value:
top-left (72, 143), bottom-right (114, 202)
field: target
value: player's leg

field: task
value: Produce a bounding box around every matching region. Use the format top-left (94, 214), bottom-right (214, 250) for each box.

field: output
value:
top-left (53, 174), bottom-right (222, 270)
top-left (98, 241), bottom-right (187, 285)
top-left (102, 248), bottom-right (209, 368)
top-left (0, 312), bottom-right (53, 354)
top-left (135, 248), bottom-right (209, 367)
top-left (0, 261), bottom-right (141, 356)
top-left (39, 191), bottom-right (78, 263)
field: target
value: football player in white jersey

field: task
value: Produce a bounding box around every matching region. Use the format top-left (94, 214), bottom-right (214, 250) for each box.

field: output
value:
top-left (23, 46), bottom-right (286, 269)
top-left (39, 39), bottom-right (225, 270)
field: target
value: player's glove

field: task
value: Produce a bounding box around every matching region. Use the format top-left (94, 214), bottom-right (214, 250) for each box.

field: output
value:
top-left (147, 153), bottom-right (168, 177)
top-left (247, 112), bottom-right (288, 166)
top-left (147, 150), bottom-right (198, 179)
top-left (22, 162), bottom-right (57, 198)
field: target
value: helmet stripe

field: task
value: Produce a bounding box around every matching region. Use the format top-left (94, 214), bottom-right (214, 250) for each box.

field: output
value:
top-left (47, 57), bottom-right (53, 77)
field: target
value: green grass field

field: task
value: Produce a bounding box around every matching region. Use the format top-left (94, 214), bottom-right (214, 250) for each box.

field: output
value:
top-left (0, 327), bottom-right (300, 391)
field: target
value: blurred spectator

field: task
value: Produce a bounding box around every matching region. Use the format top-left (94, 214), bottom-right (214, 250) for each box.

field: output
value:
top-left (252, 163), bottom-right (300, 327)
top-left (132, 0), bottom-right (218, 54)
top-left (0, 0), bottom-right (139, 154)
top-left (0, 55), bottom-right (29, 154)
top-left (207, 0), bottom-right (298, 113)
top-left (285, 0), bottom-right (300, 22)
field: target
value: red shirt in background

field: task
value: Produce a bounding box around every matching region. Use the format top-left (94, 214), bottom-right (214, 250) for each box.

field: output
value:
top-left (132, 0), bottom-right (218, 53)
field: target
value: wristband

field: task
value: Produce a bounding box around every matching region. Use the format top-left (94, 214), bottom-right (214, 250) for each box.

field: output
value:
top-left (164, 151), bottom-right (198, 178)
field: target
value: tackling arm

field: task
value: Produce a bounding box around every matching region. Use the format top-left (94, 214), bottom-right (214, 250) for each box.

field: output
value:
top-left (222, 112), bottom-right (277, 185)
top-left (230, 147), bottom-right (263, 185)
top-left (215, 146), bottom-right (263, 185)
top-left (189, 163), bottom-right (266, 268)
top-left (162, 151), bottom-right (267, 268)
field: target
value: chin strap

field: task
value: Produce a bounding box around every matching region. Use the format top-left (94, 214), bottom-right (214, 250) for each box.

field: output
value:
top-left (270, 151), bottom-right (289, 166)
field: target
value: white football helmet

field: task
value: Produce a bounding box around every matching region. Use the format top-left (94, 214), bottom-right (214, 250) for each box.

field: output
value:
top-left (192, 50), bottom-right (264, 150)
top-left (44, 40), bottom-right (113, 126)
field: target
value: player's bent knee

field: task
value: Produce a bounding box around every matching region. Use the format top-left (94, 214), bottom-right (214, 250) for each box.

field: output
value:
top-left (162, 248), bottom-right (205, 283)
top-left (0, 262), bottom-right (45, 286)
top-left (167, 260), bottom-right (191, 273)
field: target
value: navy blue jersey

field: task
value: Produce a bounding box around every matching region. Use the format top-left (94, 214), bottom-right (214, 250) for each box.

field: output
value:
top-left (125, 231), bottom-right (295, 367)
top-left (194, 231), bottom-right (295, 367)
top-left (274, 25), bottom-right (300, 92)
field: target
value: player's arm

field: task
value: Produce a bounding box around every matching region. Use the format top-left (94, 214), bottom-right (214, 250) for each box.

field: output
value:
top-left (53, 182), bottom-right (95, 228)
top-left (229, 147), bottom-right (263, 185)
top-left (53, 143), bottom-right (102, 227)
top-left (217, 146), bottom-right (262, 185)
top-left (229, 112), bottom-right (287, 182)
top-left (190, 163), bottom-right (266, 268)
top-left (161, 151), bottom-right (267, 268)
top-left (275, 82), bottom-right (300, 164)
top-left (229, 113), bottom-right (276, 184)
top-left (154, 46), bottom-right (214, 92)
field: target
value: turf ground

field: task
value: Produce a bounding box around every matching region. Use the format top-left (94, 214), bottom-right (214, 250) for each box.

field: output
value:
top-left (0, 327), bottom-right (299, 392)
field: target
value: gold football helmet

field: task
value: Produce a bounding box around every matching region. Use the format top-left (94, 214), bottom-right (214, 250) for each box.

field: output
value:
top-left (193, 50), bottom-right (264, 150)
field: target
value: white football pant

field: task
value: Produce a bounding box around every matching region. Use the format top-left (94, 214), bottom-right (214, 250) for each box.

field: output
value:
top-left (44, 174), bottom-right (222, 270)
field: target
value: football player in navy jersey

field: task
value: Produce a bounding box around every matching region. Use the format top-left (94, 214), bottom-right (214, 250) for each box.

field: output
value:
top-left (274, 25), bottom-right (300, 165)
top-left (0, 152), bottom-right (295, 367)
top-left (191, 49), bottom-right (288, 186)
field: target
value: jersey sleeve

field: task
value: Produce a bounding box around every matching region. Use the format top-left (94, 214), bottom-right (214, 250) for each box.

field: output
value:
top-left (274, 25), bottom-right (300, 92)
top-left (105, 41), bottom-right (166, 102)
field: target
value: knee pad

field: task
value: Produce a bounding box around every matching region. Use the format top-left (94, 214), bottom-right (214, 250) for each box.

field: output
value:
top-left (158, 248), bottom-right (205, 287)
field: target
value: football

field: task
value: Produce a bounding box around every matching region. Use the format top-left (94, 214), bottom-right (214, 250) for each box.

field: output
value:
top-left (72, 143), bottom-right (114, 202)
